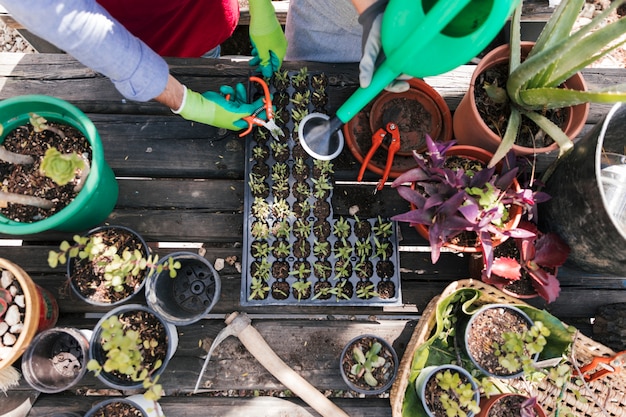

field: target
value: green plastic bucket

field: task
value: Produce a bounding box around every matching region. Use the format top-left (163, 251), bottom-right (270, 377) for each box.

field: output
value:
top-left (0, 95), bottom-right (118, 234)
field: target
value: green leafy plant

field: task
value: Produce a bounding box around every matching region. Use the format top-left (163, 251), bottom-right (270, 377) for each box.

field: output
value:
top-left (313, 240), bottom-right (331, 259)
top-left (248, 173), bottom-right (269, 196)
top-left (288, 263), bottom-right (311, 280)
top-left (334, 281), bottom-right (351, 301)
top-left (48, 234), bottom-right (180, 292)
top-left (356, 282), bottom-right (378, 300)
top-left (333, 242), bottom-right (353, 262)
top-left (313, 159), bottom-right (334, 176)
top-left (435, 369), bottom-right (481, 417)
top-left (333, 217), bottom-right (351, 239)
top-left (355, 239), bottom-right (372, 260)
top-left (271, 198), bottom-right (293, 220)
top-left (249, 277), bottom-right (269, 300)
top-left (272, 240), bottom-right (291, 258)
top-left (251, 197), bottom-right (271, 219)
top-left (350, 341), bottom-right (386, 387)
top-left (86, 314), bottom-right (164, 402)
top-left (488, 0), bottom-right (626, 165)
top-left (39, 147), bottom-right (87, 187)
top-left (251, 259), bottom-right (271, 281)
top-left (293, 219), bottom-right (312, 238)
top-left (271, 220), bottom-right (291, 239)
top-left (251, 221), bottom-right (270, 240)
top-left (373, 237), bottom-right (390, 261)
top-left (291, 280), bottom-right (311, 301)
top-left (492, 321), bottom-right (550, 375)
top-left (312, 174), bottom-right (333, 199)
top-left (373, 216), bottom-right (393, 239)
top-left (251, 241), bottom-right (270, 259)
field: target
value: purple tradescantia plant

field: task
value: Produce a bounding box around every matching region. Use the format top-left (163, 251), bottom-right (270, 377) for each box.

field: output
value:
top-left (391, 136), bottom-right (542, 275)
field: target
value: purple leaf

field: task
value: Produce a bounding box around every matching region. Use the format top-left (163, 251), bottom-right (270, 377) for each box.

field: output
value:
top-left (533, 232), bottom-right (570, 267)
top-left (491, 257), bottom-right (522, 280)
top-left (469, 165), bottom-right (496, 188)
top-left (391, 209), bottom-right (433, 225)
top-left (391, 168), bottom-right (429, 187)
top-left (396, 185), bottom-right (427, 207)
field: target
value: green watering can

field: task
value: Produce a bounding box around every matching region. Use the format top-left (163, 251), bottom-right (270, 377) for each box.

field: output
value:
top-left (299, 0), bottom-right (520, 160)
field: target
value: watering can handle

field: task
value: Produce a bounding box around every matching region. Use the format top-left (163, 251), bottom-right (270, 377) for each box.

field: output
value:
top-left (336, 0), bottom-right (474, 123)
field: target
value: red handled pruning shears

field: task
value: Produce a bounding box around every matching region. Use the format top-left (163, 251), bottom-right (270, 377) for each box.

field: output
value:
top-left (577, 350), bottom-right (626, 382)
top-left (238, 76), bottom-right (284, 140)
top-left (357, 122), bottom-right (400, 191)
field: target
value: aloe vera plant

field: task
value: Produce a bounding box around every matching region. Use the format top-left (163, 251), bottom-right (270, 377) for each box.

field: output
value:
top-left (489, 0), bottom-right (626, 166)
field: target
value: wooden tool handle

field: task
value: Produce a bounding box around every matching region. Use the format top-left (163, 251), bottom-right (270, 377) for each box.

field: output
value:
top-left (225, 312), bottom-right (350, 417)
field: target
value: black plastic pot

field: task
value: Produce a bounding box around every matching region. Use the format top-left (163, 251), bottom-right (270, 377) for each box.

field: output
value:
top-left (145, 252), bottom-right (221, 326)
top-left (339, 334), bottom-right (398, 395)
top-left (541, 102), bottom-right (626, 275)
top-left (21, 327), bottom-right (90, 393)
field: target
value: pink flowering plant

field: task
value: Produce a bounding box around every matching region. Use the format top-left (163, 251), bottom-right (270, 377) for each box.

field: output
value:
top-left (390, 136), bottom-right (547, 275)
top-left (483, 220), bottom-right (570, 303)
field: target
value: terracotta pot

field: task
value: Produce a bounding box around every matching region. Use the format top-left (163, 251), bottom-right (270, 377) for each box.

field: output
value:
top-left (411, 145), bottom-right (522, 253)
top-left (344, 78), bottom-right (452, 179)
top-left (0, 258), bottom-right (59, 371)
top-left (453, 42), bottom-right (589, 156)
top-left (478, 393), bottom-right (547, 417)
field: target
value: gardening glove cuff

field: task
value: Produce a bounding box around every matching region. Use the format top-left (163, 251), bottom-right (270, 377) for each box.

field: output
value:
top-left (174, 85), bottom-right (264, 131)
top-left (358, 0), bottom-right (411, 93)
top-left (248, 0), bottom-right (287, 78)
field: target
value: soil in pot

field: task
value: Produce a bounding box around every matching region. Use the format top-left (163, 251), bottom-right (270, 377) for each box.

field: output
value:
top-left (474, 62), bottom-right (566, 149)
top-left (464, 305), bottom-right (532, 377)
top-left (0, 120), bottom-right (90, 222)
top-left (93, 309), bottom-right (168, 387)
top-left (87, 400), bottom-right (145, 417)
top-left (69, 227), bottom-right (148, 305)
top-left (340, 335), bottom-right (397, 393)
top-left (481, 394), bottom-right (543, 417)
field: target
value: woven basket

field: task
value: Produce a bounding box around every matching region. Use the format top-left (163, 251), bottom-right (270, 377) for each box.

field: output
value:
top-left (390, 279), bottom-right (626, 417)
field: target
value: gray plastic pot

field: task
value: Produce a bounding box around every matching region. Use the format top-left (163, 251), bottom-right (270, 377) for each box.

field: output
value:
top-left (540, 102), bottom-right (626, 275)
top-left (84, 395), bottom-right (162, 417)
top-left (21, 327), bottom-right (90, 393)
top-left (145, 252), bottom-right (221, 326)
top-left (339, 334), bottom-right (398, 395)
top-left (88, 304), bottom-right (178, 391)
top-left (414, 364), bottom-right (480, 417)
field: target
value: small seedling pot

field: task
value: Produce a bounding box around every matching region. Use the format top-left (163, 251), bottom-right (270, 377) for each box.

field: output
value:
top-left (339, 334), bottom-right (398, 395)
top-left (21, 327), bottom-right (90, 393)
top-left (84, 394), bottom-right (162, 417)
top-left (415, 364), bottom-right (481, 417)
top-left (461, 304), bottom-right (537, 379)
top-left (145, 252), bottom-right (221, 326)
top-left (477, 393), bottom-right (547, 417)
top-left (89, 304), bottom-right (178, 391)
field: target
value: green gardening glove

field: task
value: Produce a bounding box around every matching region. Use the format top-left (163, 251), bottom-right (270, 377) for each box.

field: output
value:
top-left (248, 0), bottom-right (287, 78)
top-left (175, 84), bottom-right (265, 131)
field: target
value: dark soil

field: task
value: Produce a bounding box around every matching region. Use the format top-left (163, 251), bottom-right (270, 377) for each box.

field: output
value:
top-left (354, 220), bottom-right (372, 239)
top-left (341, 336), bottom-right (396, 392)
top-left (377, 280), bottom-right (396, 299)
top-left (355, 260), bottom-right (374, 279)
top-left (89, 401), bottom-right (144, 417)
top-left (464, 306), bottom-right (532, 377)
top-left (97, 309), bottom-right (168, 385)
top-left (485, 395), bottom-right (539, 417)
top-left (473, 62), bottom-right (566, 149)
top-left (271, 280), bottom-right (289, 300)
top-left (376, 260), bottom-right (395, 279)
top-left (0, 120), bottom-right (91, 222)
top-left (69, 227), bottom-right (148, 304)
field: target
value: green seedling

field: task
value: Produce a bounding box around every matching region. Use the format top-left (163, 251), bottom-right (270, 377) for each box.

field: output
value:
top-left (350, 341), bottom-right (386, 387)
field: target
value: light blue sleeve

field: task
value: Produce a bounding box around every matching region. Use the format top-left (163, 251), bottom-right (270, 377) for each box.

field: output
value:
top-left (0, 0), bottom-right (169, 102)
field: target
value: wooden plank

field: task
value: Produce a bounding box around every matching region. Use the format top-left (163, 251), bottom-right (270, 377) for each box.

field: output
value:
top-left (24, 396), bottom-right (393, 417)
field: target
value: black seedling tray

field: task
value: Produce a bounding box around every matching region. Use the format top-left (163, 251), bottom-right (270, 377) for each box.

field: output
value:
top-left (241, 69), bottom-right (402, 306)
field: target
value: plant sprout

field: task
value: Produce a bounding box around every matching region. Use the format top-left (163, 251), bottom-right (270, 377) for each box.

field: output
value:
top-left (334, 242), bottom-right (353, 262)
top-left (48, 234), bottom-right (180, 291)
top-left (288, 263), bottom-right (311, 280)
top-left (272, 241), bottom-right (291, 258)
top-left (373, 216), bottom-right (394, 239)
top-left (313, 241), bottom-right (330, 259)
top-left (271, 198), bottom-right (293, 220)
top-left (251, 221), bottom-right (270, 240)
top-left (251, 241), bottom-right (270, 259)
top-left (293, 219), bottom-right (312, 238)
top-left (356, 283), bottom-right (379, 300)
top-left (492, 321), bottom-right (550, 375)
top-left (249, 277), bottom-right (269, 300)
top-left (350, 341), bottom-right (386, 387)
top-left (252, 259), bottom-right (271, 281)
top-left (333, 217), bottom-right (351, 239)
top-left (435, 369), bottom-right (481, 417)
top-left (291, 280), bottom-right (312, 301)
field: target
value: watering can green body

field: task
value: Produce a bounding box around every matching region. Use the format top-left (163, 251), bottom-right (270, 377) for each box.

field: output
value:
top-left (300, 0), bottom-right (521, 160)
top-left (0, 95), bottom-right (118, 235)
top-left (336, 0), bottom-right (521, 122)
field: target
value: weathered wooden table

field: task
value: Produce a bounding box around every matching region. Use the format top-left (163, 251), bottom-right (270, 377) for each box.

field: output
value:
top-left (0, 53), bottom-right (624, 416)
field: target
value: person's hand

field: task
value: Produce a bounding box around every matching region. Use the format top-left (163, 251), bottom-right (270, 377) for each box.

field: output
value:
top-left (248, 0), bottom-right (287, 78)
top-left (175, 84), bottom-right (265, 131)
top-left (359, 1), bottom-right (411, 93)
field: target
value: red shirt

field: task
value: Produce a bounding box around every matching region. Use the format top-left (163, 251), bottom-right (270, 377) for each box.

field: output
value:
top-left (98, 0), bottom-right (239, 57)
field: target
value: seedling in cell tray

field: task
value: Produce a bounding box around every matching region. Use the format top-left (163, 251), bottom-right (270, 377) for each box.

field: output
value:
top-left (249, 277), bottom-right (270, 301)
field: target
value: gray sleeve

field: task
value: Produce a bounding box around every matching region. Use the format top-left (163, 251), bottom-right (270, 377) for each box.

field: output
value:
top-left (284, 0), bottom-right (362, 63)
top-left (0, 0), bottom-right (169, 102)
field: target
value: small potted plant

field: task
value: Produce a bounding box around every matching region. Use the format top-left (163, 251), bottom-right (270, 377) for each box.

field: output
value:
top-left (478, 221), bottom-right (570, 303)
top-left (0, 95), bottom-right (118, 235)
top-left (478, 393), bottom-right (547, 417)
top-left (391, 136), bottom-right (538, 275)
top-left (48, 225), bottom-right (179, 306)
top-left (21, 327), bottom-right (90, 393)
top-left (85, 394), bottom-right (163, 417)
top-left (414, 364), bottom-right (481, 417)
top-left (461, 304), bottom-right (545, 379)
top-left (453, 0), bottom-right (626, 164)
top-left (339, 334), bottom-right (398, 395)
top-left (146, 252), bottom-right (221, 326)
top-left (87, 304), bottom-right (178, 398)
